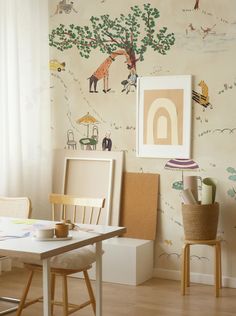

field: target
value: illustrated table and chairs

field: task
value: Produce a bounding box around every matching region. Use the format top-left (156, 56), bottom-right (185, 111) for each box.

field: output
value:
top-left (0, 194), bottom-right (125, 316)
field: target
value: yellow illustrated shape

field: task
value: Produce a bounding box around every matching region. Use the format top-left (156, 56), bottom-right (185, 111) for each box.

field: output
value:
top-left (49, 59), bottom-right (65, 72)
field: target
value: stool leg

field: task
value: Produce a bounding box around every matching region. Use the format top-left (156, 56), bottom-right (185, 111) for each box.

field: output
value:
top-left (186, 244), bottom-right (190, 287)
top-left (218, 241), bottom-right (222, 288)
top-left (214, 244), bottom-right (220, 297)
top-left (181, 243), bottom-right (188, 295)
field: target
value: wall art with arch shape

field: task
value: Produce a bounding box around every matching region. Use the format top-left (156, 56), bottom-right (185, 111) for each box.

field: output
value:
top-left (136, 75), bottom-right (192, 158)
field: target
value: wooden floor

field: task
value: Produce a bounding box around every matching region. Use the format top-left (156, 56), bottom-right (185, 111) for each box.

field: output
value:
top-left (0, 268), bottom-right (236, 315)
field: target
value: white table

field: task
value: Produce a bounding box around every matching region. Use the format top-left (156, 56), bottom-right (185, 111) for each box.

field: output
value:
top-left (0, 217), bottom-right (126, 316)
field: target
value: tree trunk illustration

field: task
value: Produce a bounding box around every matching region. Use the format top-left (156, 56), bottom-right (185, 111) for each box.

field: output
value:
top-left (194, 0), bottom-right (199, 9)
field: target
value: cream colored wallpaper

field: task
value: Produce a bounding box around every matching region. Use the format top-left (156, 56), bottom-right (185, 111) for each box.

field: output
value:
top-left (49, 0), bottom-right (236, 282)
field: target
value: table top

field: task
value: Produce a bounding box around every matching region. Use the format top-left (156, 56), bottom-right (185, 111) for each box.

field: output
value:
top-left (0, 217), bottom-right (126, 260)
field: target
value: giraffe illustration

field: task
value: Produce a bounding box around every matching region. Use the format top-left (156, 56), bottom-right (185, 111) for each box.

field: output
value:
top-left (88, 50), bottom-right (131, 93)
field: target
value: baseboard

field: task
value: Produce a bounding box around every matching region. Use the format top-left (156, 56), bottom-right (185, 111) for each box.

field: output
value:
top-left (154, 268), bottom-right (236, 288)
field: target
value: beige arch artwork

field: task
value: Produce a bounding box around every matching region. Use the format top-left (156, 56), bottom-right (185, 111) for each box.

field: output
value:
top-left (146, 98), bottom-right (179, 145)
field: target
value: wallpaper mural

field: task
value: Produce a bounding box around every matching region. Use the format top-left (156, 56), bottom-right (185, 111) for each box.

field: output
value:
top-left (49, 0), bottom-right (236, 284)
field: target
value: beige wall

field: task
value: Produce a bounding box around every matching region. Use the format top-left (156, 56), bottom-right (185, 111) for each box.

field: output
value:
top-left (49, 0), bottom-right (236, 283)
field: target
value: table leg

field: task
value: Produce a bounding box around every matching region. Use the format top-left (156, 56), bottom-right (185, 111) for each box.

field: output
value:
top-left (42, 258), bottom-right (51, 316)
top-left (96, 241), bottom-right (102, 316)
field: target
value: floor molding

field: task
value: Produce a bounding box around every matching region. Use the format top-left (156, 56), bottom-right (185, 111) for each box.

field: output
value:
top-left (154, 268), bottom-right (236, 288)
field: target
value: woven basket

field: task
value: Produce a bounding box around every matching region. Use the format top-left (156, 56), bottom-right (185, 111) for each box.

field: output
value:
top-left (182, 202), bottom-right (219, 240)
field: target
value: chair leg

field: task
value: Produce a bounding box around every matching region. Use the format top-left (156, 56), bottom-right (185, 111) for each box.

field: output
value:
top-left (16, 270), bottom-right (34, 316)
top-left (83, 270), bottom-right (96, 313)
top-left (51, 273), bottom-right (56, 315)
top-left (62, 275), bottom-right (68, 316)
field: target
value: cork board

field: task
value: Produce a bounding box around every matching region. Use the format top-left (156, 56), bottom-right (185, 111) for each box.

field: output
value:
top-left (120, 172), bottom-right (159, 240)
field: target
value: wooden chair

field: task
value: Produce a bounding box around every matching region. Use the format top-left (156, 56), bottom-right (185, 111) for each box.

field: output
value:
top-left (0, 197), bottom-right (31, 219)
top-left (17, 194), bottom-right (106, 316)
top-left (0, 196), bottom-right (31, 315)
top-left (181, 239), bottom-right (222, 297)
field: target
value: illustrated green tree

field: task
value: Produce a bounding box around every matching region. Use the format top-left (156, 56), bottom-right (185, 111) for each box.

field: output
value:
top-left (227, 167), bottom-right (236, 200)
top-left (49, 3), bottom-right (175, 69)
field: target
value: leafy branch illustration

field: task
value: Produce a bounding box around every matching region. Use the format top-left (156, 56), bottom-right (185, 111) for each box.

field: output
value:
top-left (226, 167), bottom-right (236, 200)
top-left (49, 3), bottom-right (175, 69)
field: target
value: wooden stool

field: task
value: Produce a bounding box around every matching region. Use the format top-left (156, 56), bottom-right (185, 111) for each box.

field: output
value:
top-left (181, 239), bottom-right (222, 297)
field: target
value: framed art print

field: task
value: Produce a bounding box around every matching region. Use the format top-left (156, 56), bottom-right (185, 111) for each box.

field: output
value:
top-left (136, 75), bottom-right (192, 158)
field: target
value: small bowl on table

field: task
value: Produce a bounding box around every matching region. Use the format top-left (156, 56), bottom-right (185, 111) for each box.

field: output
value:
top-left (35, 228), bottom-right (55, 239)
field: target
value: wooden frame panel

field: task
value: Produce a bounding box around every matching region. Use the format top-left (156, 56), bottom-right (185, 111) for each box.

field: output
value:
top-left (52, 149), bottom-right (123, 226)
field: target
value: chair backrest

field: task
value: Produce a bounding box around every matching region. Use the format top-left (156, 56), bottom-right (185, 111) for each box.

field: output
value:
top-left (0, 197), bottom-right (31, 219)
top-left (49, 193), bottom-right (106, 225)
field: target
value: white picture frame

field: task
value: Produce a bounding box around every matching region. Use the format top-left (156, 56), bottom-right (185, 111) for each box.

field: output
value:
top-left (52, 149), bottom-right (123, 226)
top-left (136, 75), bottom-right (192, 158)
top-left (63, 157), bottom-right (113, 226)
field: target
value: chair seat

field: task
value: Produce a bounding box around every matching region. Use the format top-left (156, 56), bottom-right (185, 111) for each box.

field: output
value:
top-left (16, 195), bottom-right (106, 316)
top-left (23, 245), bottom-right (97, 270)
